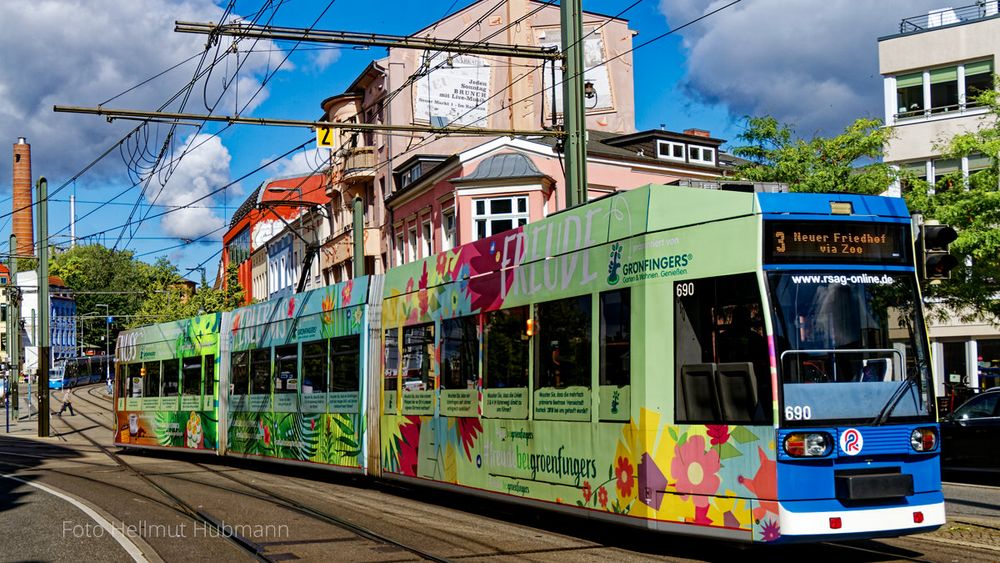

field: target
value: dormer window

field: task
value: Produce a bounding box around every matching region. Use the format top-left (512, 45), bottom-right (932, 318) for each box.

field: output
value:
top-left (689, 146), bottom-right (715, 165)
top-left (656, 140), bottom-right (686, 161)
top-left (400, 164), bottom-right (422, 188)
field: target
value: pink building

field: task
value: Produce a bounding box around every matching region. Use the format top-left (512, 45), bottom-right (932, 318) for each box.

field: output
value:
top-left (386, 129), bottom-right (735, 266)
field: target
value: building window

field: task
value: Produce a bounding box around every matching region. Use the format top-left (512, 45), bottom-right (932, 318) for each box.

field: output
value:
top-left (395, 232), bottom-right (405, 266)
top-left (473, 196), bottom-right (528, 240)
top-left (965, 60), bottom-right (993, 106)
top-left (408, 227), bottom-right (417, 263)
top-left (442, 208), bottom-right (456, 251)
top-left (422, 220), bottom-right (432, 258)
top-left (898, 161), bottom-right (928, 193)
top-left (929, 66), bottom-right (959, 114)
top-left (688, 146), bottom-right (715, 165)
top-left (896, 72), bottom-right (924, 117)
top-left (893, 59), bottom-right (993, 120)
top-left (656, 140), bottom-right (686, 161)
top-left (400, 164), bottom-right (422, 189)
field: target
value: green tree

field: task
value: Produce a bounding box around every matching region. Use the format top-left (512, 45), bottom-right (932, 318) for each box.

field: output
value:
top-left (129, 264), bottom-right (245, 326)
top-left (731, 116), bottom-right (896, 195)
top-left (902, 81), bottom-right (1000, 324)
top-left (49, 245), bottom-right (180, 352)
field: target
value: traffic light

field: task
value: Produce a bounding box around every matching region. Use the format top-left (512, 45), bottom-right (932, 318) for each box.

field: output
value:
top-left (919, 223), bottom-right (959, 281)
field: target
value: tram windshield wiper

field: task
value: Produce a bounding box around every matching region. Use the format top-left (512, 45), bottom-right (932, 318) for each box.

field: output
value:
top-left (871, 372), bottom-right (918, 427)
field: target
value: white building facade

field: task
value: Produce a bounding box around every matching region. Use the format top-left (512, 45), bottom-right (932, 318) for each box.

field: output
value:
top-left (879, 2), bottom-right (1000, 395)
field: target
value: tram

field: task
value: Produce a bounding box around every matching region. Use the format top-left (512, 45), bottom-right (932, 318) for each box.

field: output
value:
top-left (113, 183), bottom-right (944, 543)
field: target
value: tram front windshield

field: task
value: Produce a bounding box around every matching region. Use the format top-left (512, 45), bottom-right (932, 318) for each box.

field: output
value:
top-left (767, 271), bottom-right (934, 426)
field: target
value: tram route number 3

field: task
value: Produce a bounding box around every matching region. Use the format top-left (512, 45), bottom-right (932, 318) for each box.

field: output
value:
top-left (785, 405), bottom-right (812, 420)
top-left (676, 282), bottom-right (695, 297)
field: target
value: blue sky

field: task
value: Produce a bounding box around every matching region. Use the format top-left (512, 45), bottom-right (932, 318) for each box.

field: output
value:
top-left (0, 0), bottom-right (945, 282)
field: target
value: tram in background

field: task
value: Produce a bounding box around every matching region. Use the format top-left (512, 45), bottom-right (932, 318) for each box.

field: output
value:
top-left (113, 183), bottom-right (943, 544)
top-left (65, 354), bottom-right (115, 386)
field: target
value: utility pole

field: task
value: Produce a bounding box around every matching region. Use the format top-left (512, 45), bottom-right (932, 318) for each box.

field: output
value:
top-left (561, 0), bottom-right (587, 209)
top-left (37, 177), bottom-right (50, 438)
top-left (353, 197), bottom-right (364, 278)
top-left (8, 235), bottom-right (19, 423)
top-left (96, 304), bottom-right (110, 384)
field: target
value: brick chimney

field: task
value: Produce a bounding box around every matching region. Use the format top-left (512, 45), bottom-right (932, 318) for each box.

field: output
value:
top-left (683, 128), bottom-right (711, 138)
top-left (12, 137), bottom-right (34, 257)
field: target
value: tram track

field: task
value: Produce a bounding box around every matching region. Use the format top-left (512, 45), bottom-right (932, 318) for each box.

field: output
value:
top-left (65, 385), bottom-right (453, 562)
top-left (66, 384), bottom-right (995, 562)
top-left (46, 387), bottom-right (276, 562)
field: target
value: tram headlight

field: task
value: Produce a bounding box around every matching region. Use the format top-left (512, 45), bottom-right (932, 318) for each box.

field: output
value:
top-left (910, 427), bottom-right (938, 452)
top-left (783, 432), bottom-right (832, 457)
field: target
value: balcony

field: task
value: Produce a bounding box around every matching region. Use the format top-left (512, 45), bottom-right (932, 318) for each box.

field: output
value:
top-left (899, 2), bottom-right (999, 34)
top-left (341, 146), bottom-right (376, 182)
top-left (320, 226), bottom-right (381, 268)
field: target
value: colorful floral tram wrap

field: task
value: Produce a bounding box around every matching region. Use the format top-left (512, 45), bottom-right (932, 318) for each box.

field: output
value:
top-left (115, 184), bottom-right (945, 543)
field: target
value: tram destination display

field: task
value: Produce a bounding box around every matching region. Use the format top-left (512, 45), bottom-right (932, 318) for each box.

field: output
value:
top-left (764, 221), bottom-right (909, 264)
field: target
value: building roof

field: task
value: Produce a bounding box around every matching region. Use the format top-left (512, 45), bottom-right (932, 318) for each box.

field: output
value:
top-left (229, 186), bottom-right (262, 228)
top-left (533, 129), bottom-right (731, 173)
top-left (452, 152), bottom-right (545, 182)
top-left (257, 173), bottom-right (329, 207)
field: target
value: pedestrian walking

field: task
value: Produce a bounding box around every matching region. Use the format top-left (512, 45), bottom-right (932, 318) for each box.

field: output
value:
top-left (57, 390), bottom-right (74, 416)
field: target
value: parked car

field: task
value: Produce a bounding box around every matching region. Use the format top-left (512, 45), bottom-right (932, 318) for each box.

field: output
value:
top-left (940, 387), bottom-right (1000, 472)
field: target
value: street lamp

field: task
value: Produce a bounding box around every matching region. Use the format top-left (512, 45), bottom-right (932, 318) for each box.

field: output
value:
top-left (95, 303), bottom-right (110, 384)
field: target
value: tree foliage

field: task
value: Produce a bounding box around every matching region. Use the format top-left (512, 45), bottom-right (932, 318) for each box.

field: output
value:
top-left (40, 245), bottom-right (244, 351)
top-left (901, 82), bottom-right (1000, 324)
top-left (731, 116), bottom-right (896, 195)
top-left (129, 264), bottom-right (244, 327)
top-left (48, 245), bottom-right (178, 351)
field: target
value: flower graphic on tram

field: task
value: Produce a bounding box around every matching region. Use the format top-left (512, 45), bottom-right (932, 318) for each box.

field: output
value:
top-left (615, 456), bottom-right (635, 498)
top-left (671, 435), bottom-right (721, 508)
top-left (706, 424), bottom-right (730, 446)
top-left (581, 481), bottom-right (593, 503)
top-left (597, 486), bottom-right (608, 508)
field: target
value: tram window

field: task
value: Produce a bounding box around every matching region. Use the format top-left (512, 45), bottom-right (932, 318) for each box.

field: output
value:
top-left (402, 324), bottom-right (435, 392)
top-left (250, 349), bottom-right (271, 394)
top-left (231, 351), bottom-right (249, 395)
top-left (118, 363), bottom-right (129, 397)
top-left (674, 274), bottom-right (771, 424)
top-left (331, 335), bottom-right (361, 392)
top-left (384, 329), bottom-right (400, 399)
top-left (484, 306), bottom-right (529, 389)
top-left (442, 317), bottom-right (478, 389)
top-left (162, 360), bottom-right (180, 397)
top-left (274, 344), bottom-right (298, 394)
top-left (204, 354), bottom-right (216, 396)
top-left (182, 357), bottom-right (202, 396)
top-left (537, 295), bottom-right (592, 390)
top-left (600, 289), bottom-right (631, 387)
top-left (302, 340), bottom-right (329, 393)
top-left (143, 361), bottom-right (161, 397)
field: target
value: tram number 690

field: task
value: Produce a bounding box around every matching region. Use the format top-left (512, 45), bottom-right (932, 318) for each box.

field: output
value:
top-left (785, 405), bottom-right (812, 421)
top-left (676, 282), bottom-right (695, 297)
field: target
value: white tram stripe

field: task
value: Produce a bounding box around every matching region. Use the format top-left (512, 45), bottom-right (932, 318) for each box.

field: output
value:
top-left (1, 473), bottom-right (149, 563)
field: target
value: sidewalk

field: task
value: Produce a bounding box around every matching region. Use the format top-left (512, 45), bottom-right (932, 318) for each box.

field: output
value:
top-left (1, 382), bottom-right (71, 436)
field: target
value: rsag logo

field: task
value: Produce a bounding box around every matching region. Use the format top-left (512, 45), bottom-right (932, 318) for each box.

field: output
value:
top-left (607, 242), bottom-right (623, 285)
top-left (839, 428), bottom-right (864, 455)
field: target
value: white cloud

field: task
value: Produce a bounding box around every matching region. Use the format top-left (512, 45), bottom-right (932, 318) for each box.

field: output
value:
top-left (0, 0), bottom-right (287, 189)
top-left (658, 0), bottom-right (947, 136)
top-left (311, 47), bottom-right (343, 72)
top-left (265, 147), bottom-right (331, 178)
top-left (154, 133), bottom-right (233, 239)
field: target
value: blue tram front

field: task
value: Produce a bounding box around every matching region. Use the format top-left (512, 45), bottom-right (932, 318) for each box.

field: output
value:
top-left (760, 193), bottom-right (944, 540)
